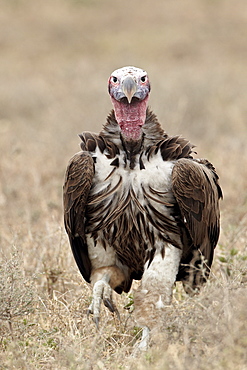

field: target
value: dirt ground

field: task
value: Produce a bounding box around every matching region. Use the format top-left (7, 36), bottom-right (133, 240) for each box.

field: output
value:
top-left (0, 0), bottom-right (246, 368)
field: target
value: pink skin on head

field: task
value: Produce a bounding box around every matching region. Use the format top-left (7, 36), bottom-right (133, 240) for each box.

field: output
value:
top-left (110, 96), bottom-right (149, 141)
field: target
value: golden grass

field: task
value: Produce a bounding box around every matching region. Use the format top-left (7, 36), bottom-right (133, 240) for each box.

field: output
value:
top-left (0, 0), bottom-right (247, 368)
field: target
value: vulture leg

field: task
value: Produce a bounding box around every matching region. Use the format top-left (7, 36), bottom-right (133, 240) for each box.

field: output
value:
top-left (88, 266), bottom-right (124, 326)
top-left (134, 244), bottom-right (182, 350)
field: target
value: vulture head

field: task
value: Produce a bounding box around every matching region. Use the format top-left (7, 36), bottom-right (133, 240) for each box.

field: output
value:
top-left (108, 66), bottom-right (151, 141)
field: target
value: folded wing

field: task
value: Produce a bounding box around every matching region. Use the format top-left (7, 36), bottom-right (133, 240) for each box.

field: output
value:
top-left (172, 158), bottom-right (222, 288)
top-left (63, 151), bottom-right (95, 282)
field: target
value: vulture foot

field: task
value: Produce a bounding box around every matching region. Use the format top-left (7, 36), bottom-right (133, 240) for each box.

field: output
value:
top-left (132, 326), bottom-right (151, 356)
top-left (87, 279), bottom-right (120, 327)
top-left (138, 326), bottom-right (150, 351)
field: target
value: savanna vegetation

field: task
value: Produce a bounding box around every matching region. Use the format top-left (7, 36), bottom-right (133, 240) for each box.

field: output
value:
top-left (0, 0), bottom-right (246, 368)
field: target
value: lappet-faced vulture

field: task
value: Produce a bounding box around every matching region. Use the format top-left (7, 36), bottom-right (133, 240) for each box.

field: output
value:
top-left (63, 66), bottom-right (222, 349)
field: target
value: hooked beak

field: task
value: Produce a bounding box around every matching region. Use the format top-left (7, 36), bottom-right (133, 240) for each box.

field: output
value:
top-left (122, 76), bottom-right (137, 104)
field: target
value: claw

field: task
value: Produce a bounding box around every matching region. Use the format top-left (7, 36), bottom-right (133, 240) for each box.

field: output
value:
top-left (114, 308), bottom-right (121, 321)
top-left (93, 316), bottom-right (100, 329)
top-left (104, 298), bottom-right (121, 320)
top-left (86, 278), bottom-right (120, 327)
top-left (103, 298), bottom-right (115, 312)
top-left (86, 301), bottom-right (93, 318)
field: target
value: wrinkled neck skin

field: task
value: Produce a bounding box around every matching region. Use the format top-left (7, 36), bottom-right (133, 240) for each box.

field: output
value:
top-left (111, 96), bottom-right (149, 141)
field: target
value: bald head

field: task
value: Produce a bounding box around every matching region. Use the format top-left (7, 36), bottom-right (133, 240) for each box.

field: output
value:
top-left (108, 66), bottom-right (151, 141)
top-left (108, 66), bottom-right (150, 104)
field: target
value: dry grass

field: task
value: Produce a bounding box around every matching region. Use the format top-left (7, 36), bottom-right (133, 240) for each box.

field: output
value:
top-left (0, 0), bottom-right (247, 368)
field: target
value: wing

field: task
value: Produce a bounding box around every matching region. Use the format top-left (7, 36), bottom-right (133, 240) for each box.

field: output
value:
top-left (172, 158), bottom-right (222, 275)
top-left (63, 151), bottom-right (94, 283)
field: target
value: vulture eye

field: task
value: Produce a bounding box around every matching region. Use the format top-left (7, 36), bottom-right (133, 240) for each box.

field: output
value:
top-left (140, 75), bottom-right (147, 83)
top-left (111, 76), bottom-right (118, 84)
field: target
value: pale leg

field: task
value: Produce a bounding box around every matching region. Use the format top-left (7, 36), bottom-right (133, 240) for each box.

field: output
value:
top-left (134, 244), bottom-right (182, 350)
top-left (87, 236), bottom-right (125, 326)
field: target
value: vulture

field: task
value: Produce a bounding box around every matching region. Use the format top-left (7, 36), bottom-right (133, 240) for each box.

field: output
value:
top-left (63, 66), bottom-right (222, 349)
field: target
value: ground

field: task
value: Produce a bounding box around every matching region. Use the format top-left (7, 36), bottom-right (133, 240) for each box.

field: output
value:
top-left (0, 0), bottom-right (247, 369)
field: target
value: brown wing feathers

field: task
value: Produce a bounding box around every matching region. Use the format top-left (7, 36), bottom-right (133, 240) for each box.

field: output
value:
top-left (79, 131), bottom-right (119, 159)
top-left (63, 152), bottom-right (94, 282)
top-left (172, 158), bottom-right (222, 267)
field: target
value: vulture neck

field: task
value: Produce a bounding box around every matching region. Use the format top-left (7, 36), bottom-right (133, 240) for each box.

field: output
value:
top-left (110, 96), bottom-right (149, 141)
top-left (101, 107), bottom-right (166, 166)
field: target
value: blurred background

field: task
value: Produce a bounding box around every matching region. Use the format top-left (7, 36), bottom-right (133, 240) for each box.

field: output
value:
top-left (0, 0), bottom-right (246, 367)
top-left (0, 0), bottom-right (246, 272)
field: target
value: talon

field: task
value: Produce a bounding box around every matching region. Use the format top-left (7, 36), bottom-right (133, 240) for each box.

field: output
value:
top-left (86, 277), bottom-right (120, 326)
top-left (87, 301), bottom-right (93, 318)
top-left (93, 316), bottom-right (100, 329)
top-left (115, 308), bottom-right (120, 321)
top-left (103, 298), bottom-right (121, 321)
top-left (103, 298), bottom-right (115, 312)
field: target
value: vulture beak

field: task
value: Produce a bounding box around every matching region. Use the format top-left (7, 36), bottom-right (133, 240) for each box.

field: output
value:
top-left (122, 76), bottom-right (137, 104)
